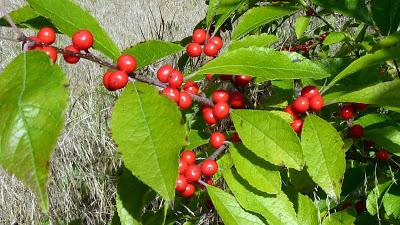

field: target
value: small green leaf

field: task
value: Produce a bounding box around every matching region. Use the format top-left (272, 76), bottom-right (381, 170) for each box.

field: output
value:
top-left (111, 83), bottom-right (186, 201)
top-left (295, 16), bottom-right (311, 39)
top-left (0, 51), bottom-right (69, 212)
top-left (27, 0), bottom-right (120, 59)
top-left (124, 40), bottom-right (184, 69)
top-left (311, 0), bottom-right (372, 24)
top-left (371, 0), bottom-right (400, 35)
top-left (0, 5), bottom-right (55, 30)
top-left (232, 6), bottom-right (299, 39)
top-left (366, 180), bottom-right (392, 216)
top-left (365, 126), bottom-right (400, 156)
top-left (354, 114), bottom-right (394, 129)
top-left (186, 130), bottom-right (209, 149)
top-left (297, 194), bottom-right (318, 225)
top-left (321, 210), bottom-right (356, 225)
top-left (206, 185), bottom-right (265, 225)
top-left (323, 32), bottom-right (349, 46)
top-left (214, 0), bottom-right (247, 32)
top-left (382, 183), bottom-right (400, 219)
top-left (231, 110), bottom-right (304, 170)
top-left (227, 34), bottom-right (278, 52)
top-left (301, 115), bottom-right (346, 201)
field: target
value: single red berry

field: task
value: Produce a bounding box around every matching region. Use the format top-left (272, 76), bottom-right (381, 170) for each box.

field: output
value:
top-left (306, 7), bottom-right (314, 16)
top-left (284, 105), bottom-right (299, 120)
top-left (292, 96), bottom-right (310, 113)
top-left (192, 28), bottom-right (207, 44)
top-left (185, 165), bottom-right (202, 182)
top-left (355, 201), bottom-right (366, 213)
top-left (301, 45), bottom-right (309, 53)
top-left (353, 103), bottom-right (368, 110)
top-left (162, 87), bottom-right (180, 103)
top-left (28, 36), bottom-right (42, 50)
top-left (103, 71), bottom-right (114, 91)
top-left (208, 36), bottom-right (223, 50)
top-left (72, 30), bottom-right (94, 50)
top-left (206, 74), bottom-right (214, 81)
top-left (168, 70), bottom-right (183, 89)
top-left (212, 90), bottom-right (229, 103)
top-left (349, 124), bottom-right (364, 138)
top-left (234, 75), bottom-right (251, 86)
top-left (320, 33), bottom-right (327, 42)
top-left (200, 159), bottom-right (218, 176)
top-left (202, 107), bottom-right (218, 125)
top-left (213, 102), bottom-right (230, 120)
top-left (178, 159), bottom-right (188, 174)
top-left (117, 54), bottom-right (137, 73)
top-left (108, 71), bottom-right (129, 90)
top-left (230, 91), bottom-right (245, 109)
top-left (203, 42), bottom-right (219, 57)
top-left (219, 75), bottom-right (233, 80)
top-left (175, 175), bottom-right (188, 192)
top-left (183, 81), bottom-right (199, 95)
top-left (63, 45), bottom-right (80, 64)
top-left (340, 104), bottom-right (354, 120)
top-left (309, 95), bottom-right (324, 111)
top-left (376, 150), bottom-right (391, 161)
top-left (157, 64), bottom-right (174, 83)
top-left (180, 183), bottom-right (196, 198)
top-left (37, 27), bottom-right (56, 45)
top-left (41, 46), bottom-right (57, 63)
top-left (179, 92), bottom-right (193, 110)
top-left (180, 150), bottom-right (196, 165)
top-left (231, 132), bottom-right (241, 142)
top-left (291, 119), bottom-right (304, 134)
top-left (210, 132), bottom-right (226, 149)
top-left (200, 177), bottom-right (213, 190)
top-left (301, 86), bottom-right (320, 98)
top-left (363, 140), bottom-right (374, 151)
top-left (186, 43), bottom-right (202, 57)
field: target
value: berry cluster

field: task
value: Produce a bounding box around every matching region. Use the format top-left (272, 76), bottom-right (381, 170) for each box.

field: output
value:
top-left (186, 29), bottom-right (223, 58)
top-left (28, 27), bottom-right (58, 62)
top-left (103, 54), bottom-right (137, 91)
top-left (64, 29), bottom-right (94, 64)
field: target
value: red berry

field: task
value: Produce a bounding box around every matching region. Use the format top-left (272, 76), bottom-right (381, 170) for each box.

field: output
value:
top-left (340, 104), bottom-right (354, 120)
top-left (180, 150), bottom-right (196, 165)
top-left (206, 74), bottom-right (214, 81)
top-left (230, 91), bottom-right (245, 109)
top-left (320, 33), bottom-right (327, 42)
top-left (355, 201), bottom-right (366, 213)
top-left (200, 177), bottom-right (213, 190)
top-left (117, 54), bottom-right (137, 73)
top-left (183, 81), bottom-right (199, 95)
top-left (108, 71), bottom-right (129, 90)
top-left (162, 87), bottom-right (180, 103)
top-left (349, 124), bottom-right (364, 138)
top-left (210, 132), bottom-right (225, 149)
top-left (41, 46), bottom-right (57, 63)
top-left (185, 165), bottom-right (202, 182)
top-left (292, 97), bottom-right (310, 113)
top-left (180, 183), bottom-right (196, 198)
top-left (209, 36), bottom-right (223, 50)
top-left (284, 105), bottom-right (299, 120)
top-left (157, 65), bottom-right (174, 83)
top-left (186, 43), bottom-right (202, 57)
top-left (204, 42), bottom-right (219, 57)
top-left (37, 27), bottom-right (56, 45)
top-left (202, 107), bottom-right (218, 125)
top-left (212, 90), bottom-right (229, 103)
top-left (376, 150), bottom-right (391, 161)
top-left (72, 30), bottom-right (94, 50)
top-left (306, 7), bottom-right (314, 16)
top-left (175, 175), bottom-right (188, 192)
top-left (353, 103), bottom-right (368, 110)
top-left (309, 95), bottom-right (324, 111)
top-left (231, 132), bottom-right (241, 142)
top-left (28, 36), bottom-right (42, 50)
top-left (200, 159), bottom-right (218, 176)
top-left (301, 86), bottom-right (319, 98)
top-left (178, 160), bottom-right (188, 174)
top-left (179, 92), bottom-right (193, 110)
top-left (213, 102), bottom-right (230, 120)
top-left (168, 70), bottom-right (183, 89)
top-left (234, 75), bottom-right (251, 86)
top-left (219, 75), bottom-right (233, 80)
top-left (341, 202), bottom-right (352, 210)
top-left (291, 119), bottom-right (304, 134)
top-left (63, 45), bottom-right (80, 64)
top-left (192, 29), bottom-right (207, 44)
top-left (103, 71), bottom-right (114, 91)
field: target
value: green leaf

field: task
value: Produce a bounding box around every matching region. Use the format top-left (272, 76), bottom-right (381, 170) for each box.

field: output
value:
top-left (230, 143), bottom-right (281, 194)
top-left (295, 16), bottom-right (311, 39)
top-left (0, 51), bottom-right (68, 212)
top-left (321, 210), bottom-right (356, 225)
top-left (371, 0), bottom-right (400, 35)
top-left (311, 0), bottom-right (372, 24)
top-left (27, 0), bottom-right (120, 59)
top-left (111, 82), bottom-right (186, 201)
top-left (297, 194), bottom-right (318, 225)
top-left (116, 167), bottom-right (155, 225)
top-left (206, 0), bottom-right (219, 26)
top-left (354, 114), bottom-right (394, 129)
top-left (206, 185), bottom-right (265, 225)
top-left (232, 6), bottom-right (299, 39)
top-left (227, 34), bottom-right (278, 52)
top-left (223, 168), bottom-right (299, 225)
top-left (301, 115), bottom-right (346, 201)
top-left (191, 47), bottom-right (329, 82)
top-left (0, 5), bottom-right (55, 30)
top-left (124, 40), bottom-right (184, 69)
top-left (366, 180), bottom-right (392, 216)
top-left (323, 32), bottom-right (349, 46)
top-left (231, 110), bottom-right (304, 170)
top-left (365, 126), bottom-right (400, 156)
top-left (214, 0), bottom-right (247, 32)
top-left (142, 203), bottom-right (168, 225)
top-left (382, 183), bottom-right (400, 219)
top-left (186, 130), bottom-right (209, 150)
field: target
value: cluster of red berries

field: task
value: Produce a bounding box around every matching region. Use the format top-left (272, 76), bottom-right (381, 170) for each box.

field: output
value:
top-left (338, 103), bottom-right (369, 139)
top-left (186, 28), bottom-right (223, 58)
top-left (284, 86), bottom-right (324, 134)
top-left (176, 150), bottom-right (218, 198)
top-left (282, 40), bottom-right (315, 54)
top-left (102, 54), bottom-right (137, 91)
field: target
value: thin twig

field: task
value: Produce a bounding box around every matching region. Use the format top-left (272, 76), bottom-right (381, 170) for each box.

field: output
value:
top-left (315, 15), bottom-right (335, 31)
top-left (209, 141), bottom-right (230, 160)
top-left (0, 5), bottom-right (25, 39)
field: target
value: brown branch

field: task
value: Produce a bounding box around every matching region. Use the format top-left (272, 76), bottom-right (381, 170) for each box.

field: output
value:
top-left (209, 141), bottom-right (230, 160)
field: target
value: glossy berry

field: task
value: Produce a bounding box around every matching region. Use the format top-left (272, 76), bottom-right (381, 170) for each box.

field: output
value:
top-left (178, 160), bottom-right (188, 174)
top-left (292, 96), bottom-right (310, 113)
top-left (291, 119), bottom-right (304, 134)
top-left (376, 150), bottom-right (391, 161)
top-left (349, 124), bottom-right (364, 138)
top-left (284, 105), bottom-right (299, 120)
top-left (353, 103), bottom-right (368, 110)
top-left (186, 43), bottom-right (202, 57)
top-left (180, 183), bottom-right (196, 198)
top-left (219, 75), bottom-right (233, 80)
top-left (210, 132), bottom-right (226, 149)
top-left (301, 86), bottom-right (319, 98)
top-left (209, 36), bottom-right (223, 50)
top-left (108, 71), bottom-right (129, 90)
top-left (175, 175), bottom-right (188, 192)
top-left (179, 92), bottom-right (193, 110)
top-left (192, 28), bottom-right (207, 44)
top-left (103, 71), bottom-right (114, 91)
top-left (340, 104), bottom-right (354, 120)
top-left (230, 91), bottom-right (245, 109)
top-left (309, 95), bottom-right (324, 111)
top-left (231, 132), bottom-right (241, 142)
top-left (180, 150), bottom-right (196, 165)
top-left (183, 81), bottom-right (199, 95)
top-left (72, 30), bottom-right (94, 50)
top-left (213, 102), bottom-right (230, 120)
top-left (157, 65), bottom-right (174, 83)
top-left (212, 90), bottom-right (229, 103)
top-left (202, 107), bottom-right (218, 125)
top-left (162, 87), bottom-right (180, 103)
top-left (234, 75), bottom-right (251, 86)
top-left (41, 46), bottom-right (57, 63)
top-left (37, 27), bottom-right (56, 45)
top-left (168, 70), bottom-right (183, 89)
top-left (185, 165), bottom-right (202, 182)
top-left (206, 74), bottom-right (214, 81)
top-left (203, 42), bottom-right (219, 57)
top-left (200, 159), bottom-right (218, 176)
top-left (355, 201), bottom-right (366, 213)
top-left (117, 54), bottom-right (137, 73)
top-left (63, 45), bottom-right (80, 64)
